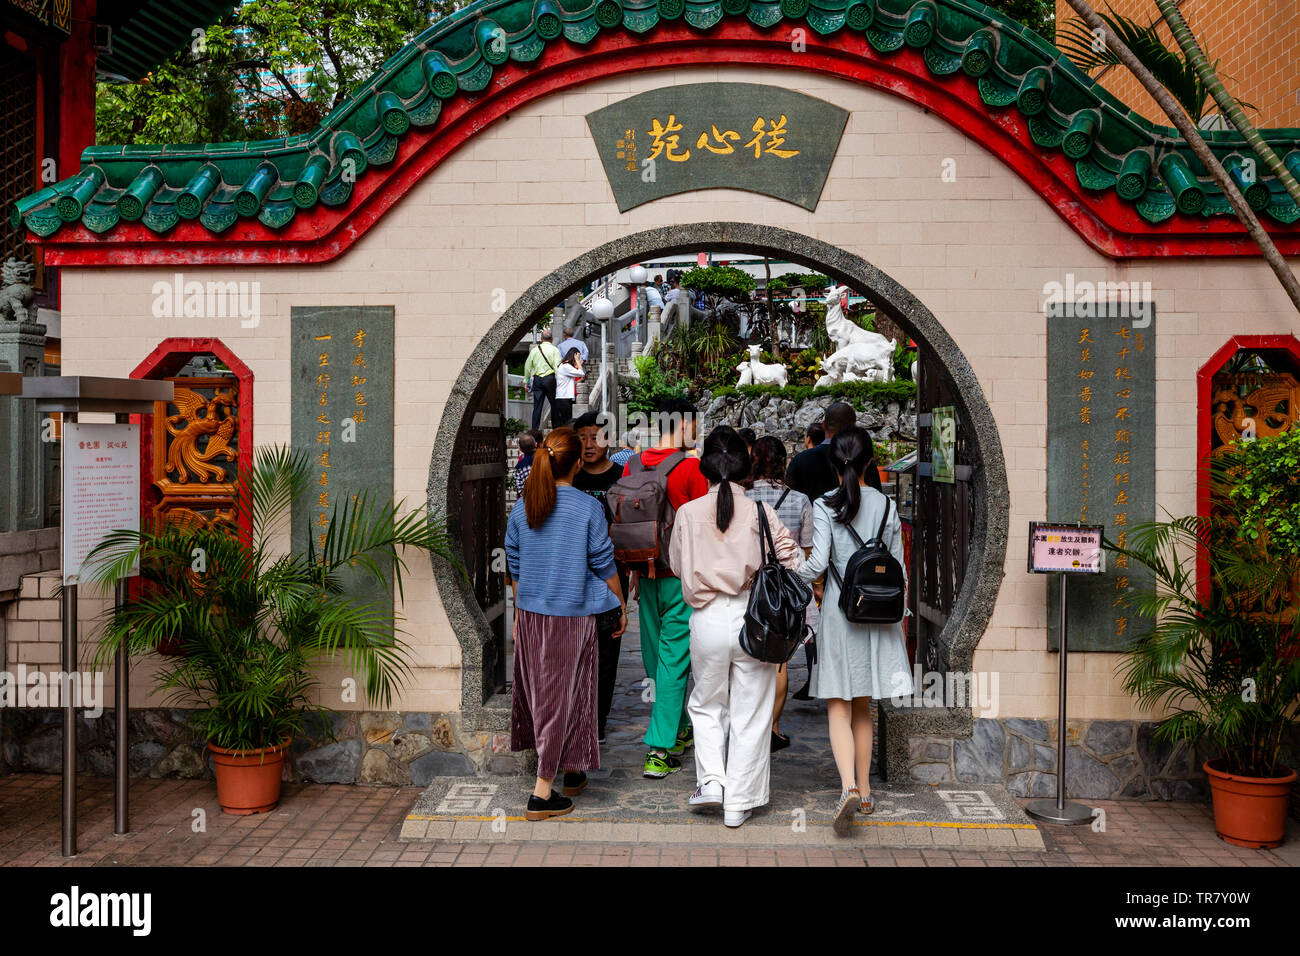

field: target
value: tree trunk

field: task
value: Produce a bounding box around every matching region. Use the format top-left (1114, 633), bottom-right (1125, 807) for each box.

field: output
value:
top-left (1153, 0), bottom-right (1300, 207)
top-left (764, 256), bottom-right (778, 358)
top-left (1062, 0), bottom-right (1300, 315)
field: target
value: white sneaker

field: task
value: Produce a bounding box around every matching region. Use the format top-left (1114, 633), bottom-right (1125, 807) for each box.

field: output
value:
top-left (724, 808), bottom-right (752, 828)
top-left (689, 782), bottom-right (723, 810)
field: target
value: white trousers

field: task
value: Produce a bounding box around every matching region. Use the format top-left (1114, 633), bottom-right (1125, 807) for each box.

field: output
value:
top-left (686, 591), bottom-right (777, 812)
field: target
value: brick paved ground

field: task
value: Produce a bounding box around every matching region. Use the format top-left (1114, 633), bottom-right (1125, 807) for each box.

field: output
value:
top-left (1, 772), bottom-right (1296, 866)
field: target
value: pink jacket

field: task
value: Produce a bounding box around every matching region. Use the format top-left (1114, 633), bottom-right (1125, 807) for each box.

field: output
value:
top-left (667, 482), bottom-right (804, 609)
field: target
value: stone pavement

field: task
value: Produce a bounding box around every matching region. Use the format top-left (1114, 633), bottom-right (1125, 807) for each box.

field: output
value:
top-left (1, 611), bottom-right (1297, 866)
top-left (403, 607), bottom-right (1044, 849)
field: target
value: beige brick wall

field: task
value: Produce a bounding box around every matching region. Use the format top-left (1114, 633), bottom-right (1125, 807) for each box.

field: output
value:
top-left (49, 65), bottom-right (1300, 722)
top-left (1054, 0), bottom-right (1300, 128)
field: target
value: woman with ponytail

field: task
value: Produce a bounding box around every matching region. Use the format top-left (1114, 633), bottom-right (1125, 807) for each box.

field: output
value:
top-left (505, 427), bottom-right (626, 821)
top-left (667, 426), bottom-right (803, 828)
top-left (797, 425), bottom-right (913, 833)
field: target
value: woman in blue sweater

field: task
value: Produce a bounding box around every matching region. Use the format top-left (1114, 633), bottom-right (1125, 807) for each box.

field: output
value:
top-left (505, 427), bottom-right (626, 820)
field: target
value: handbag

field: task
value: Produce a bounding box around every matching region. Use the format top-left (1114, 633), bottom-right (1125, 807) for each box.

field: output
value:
top-left (739, 502), bottom-right (814, 665)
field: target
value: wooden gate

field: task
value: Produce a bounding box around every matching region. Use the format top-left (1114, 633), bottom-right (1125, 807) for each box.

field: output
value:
top-left (912, 349), bottom-right (978, 676)
top-left (457, 370), bottom-right (508, 699)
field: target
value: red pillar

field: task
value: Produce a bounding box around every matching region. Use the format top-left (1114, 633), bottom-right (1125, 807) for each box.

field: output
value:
top-left (57, 0), bottom-right (97, 178)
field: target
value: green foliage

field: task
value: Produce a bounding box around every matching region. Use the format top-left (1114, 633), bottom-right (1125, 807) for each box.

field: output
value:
top-left (97, 0), bottom-right (458, 144)
top-left (1220, 427), bottom-right (1300, 561)
top-left (766, 271), bottom-right (829, 297)
top-left (985, 0), bottom-right (1055, 40)
top-left (624, 356), bottom-right (687, 414)
top-left (504, 417), bottom-right (526, 437)
top-left (86, 446), bottom-right (458, 752)
top-left (680, 265), bottom-right (756, 301)
top-left (1107, 512), bottom-right (1300, 778)
top-left (709, 379), bottom-right (916, 407)
top-left (893, 340), bottom-right (918, 380)
top-left (1056, 8), bottom-right (1252, 122)
top-left (655, 319), bottom-right (742, 386)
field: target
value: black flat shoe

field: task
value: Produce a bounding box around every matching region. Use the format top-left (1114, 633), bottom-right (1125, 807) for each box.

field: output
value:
top-left (770, 731), bottom-right (791, 753)
top-left (526, 792), bottom-right (574, 821)
top-left (791, 682), bottom-right (813, 701)
top-left (561, 771), bottom-right (588, 796)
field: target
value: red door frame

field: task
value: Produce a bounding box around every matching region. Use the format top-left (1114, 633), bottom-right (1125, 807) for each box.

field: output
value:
top-left (130, 338), bottom-right (254, 545)
top-left (1195, 334), bottom-right (1300, 594)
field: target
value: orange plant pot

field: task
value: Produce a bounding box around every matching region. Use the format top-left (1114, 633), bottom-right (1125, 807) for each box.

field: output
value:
top-left (209, 740), bottom-right (291, 815)
top-left (1203, 759), bottom-right (1296, 849)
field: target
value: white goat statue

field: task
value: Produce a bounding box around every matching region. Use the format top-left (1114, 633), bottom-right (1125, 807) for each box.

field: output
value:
top-left (818, 285), bottom-right (896, 385)
top-left (738, 344), bottom-right (787, 388)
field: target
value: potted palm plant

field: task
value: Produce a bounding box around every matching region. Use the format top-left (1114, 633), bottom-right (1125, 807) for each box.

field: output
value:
top-left (87, 446), bottom-right (456, 814)
top-left (1107, 431), bottom-right (1300, 848)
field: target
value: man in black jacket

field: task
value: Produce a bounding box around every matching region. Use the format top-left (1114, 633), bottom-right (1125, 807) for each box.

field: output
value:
top-left (785, 401), bottom-right (856, 502)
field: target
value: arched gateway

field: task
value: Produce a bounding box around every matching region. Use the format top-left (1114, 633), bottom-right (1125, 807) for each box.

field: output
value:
top-left (17, 0), bottom-right (1300, 793)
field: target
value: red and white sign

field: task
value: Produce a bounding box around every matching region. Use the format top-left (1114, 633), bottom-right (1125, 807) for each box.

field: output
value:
top-left (1028, 522), bottom-right (1104, 574)
top-left (63, 423), bottom-right (140, 585)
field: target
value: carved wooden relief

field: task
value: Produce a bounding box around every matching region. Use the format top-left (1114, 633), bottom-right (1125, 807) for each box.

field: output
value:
top-left (150, 376), bottom-right (241, 531)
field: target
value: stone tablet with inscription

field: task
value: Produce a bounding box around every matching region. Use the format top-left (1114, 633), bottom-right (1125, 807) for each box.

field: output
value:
top-left (1046, 305), bottom-right (1155, 651)
top-left (291, 306), bottom-right (395, 604)
top-left (586, 83), bottom-right (848, 212)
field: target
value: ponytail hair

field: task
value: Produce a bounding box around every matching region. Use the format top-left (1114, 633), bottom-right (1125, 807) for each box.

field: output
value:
top-left (523, 427), bottom-right (582, 528)
top-left (824, 425), bottom-right (876, 525)
top-left (699, 425), bottom-right (751, 532)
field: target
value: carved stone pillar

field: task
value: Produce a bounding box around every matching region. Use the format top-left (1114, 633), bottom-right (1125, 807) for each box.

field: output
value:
top-left (0, 315), bottom-right (47, 532)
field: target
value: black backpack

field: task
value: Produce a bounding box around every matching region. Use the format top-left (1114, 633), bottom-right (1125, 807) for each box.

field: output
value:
top-left (827, 496), bottom-right (906, 624)
top-left (740, 502), bottom-right (813, 665)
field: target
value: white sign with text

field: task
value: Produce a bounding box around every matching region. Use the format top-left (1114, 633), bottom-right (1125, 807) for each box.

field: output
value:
top-left (62, 423), bottom-right (139, 585)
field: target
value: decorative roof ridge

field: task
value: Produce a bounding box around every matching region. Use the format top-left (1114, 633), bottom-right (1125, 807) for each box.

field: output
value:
top-left (13, 0), bottom-right (1300, 240)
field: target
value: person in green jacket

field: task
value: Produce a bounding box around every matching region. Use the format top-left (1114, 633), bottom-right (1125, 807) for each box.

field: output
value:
top-left (524, 330), bottom-right (562, 431)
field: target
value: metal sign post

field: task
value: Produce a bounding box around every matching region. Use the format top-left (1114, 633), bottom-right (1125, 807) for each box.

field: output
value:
top-left (20, 376), bottom-right (173, 856)
top-left (1025, 521), bottom-right (1105, 826)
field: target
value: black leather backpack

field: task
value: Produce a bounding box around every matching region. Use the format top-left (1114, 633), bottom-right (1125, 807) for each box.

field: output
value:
top-left (828, 497), bottom-right (906, 624)
top-left (740, 503), bottom-right (813, 665)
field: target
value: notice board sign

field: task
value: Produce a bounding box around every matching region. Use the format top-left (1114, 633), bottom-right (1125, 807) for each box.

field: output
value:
top-left (931, 405), bottom-right (957, 484)
top-left (1046, 306), bottom-right (1154, 651)
top-left (1027, 522), bottom-right (1105, 574)
top-left (62, 423), bottom-right (140, 585)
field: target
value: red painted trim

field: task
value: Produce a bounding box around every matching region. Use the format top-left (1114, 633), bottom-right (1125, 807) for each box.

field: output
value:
top-left (130, 338), bottom-right (255, 547)
top-left (1195, 334), bottom-right (1300, 598)
top-left (34, 24), bottom-right (1300, 267)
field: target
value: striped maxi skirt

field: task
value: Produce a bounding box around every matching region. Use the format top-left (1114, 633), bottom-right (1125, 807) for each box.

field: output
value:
top-left (510, 607), bottom-right (600, 780)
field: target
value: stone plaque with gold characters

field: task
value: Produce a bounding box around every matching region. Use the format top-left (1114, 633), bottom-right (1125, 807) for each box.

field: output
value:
top-left (585, 83), bottom-right (848, 213)
top-left (291, 306), bottom-right (394, 588)
top-left (1046, 304), bottom-right (1155, 651)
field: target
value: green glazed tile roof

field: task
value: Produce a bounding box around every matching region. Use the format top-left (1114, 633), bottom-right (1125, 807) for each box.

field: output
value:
top-left (14, 0), bottom-right (1300, 241)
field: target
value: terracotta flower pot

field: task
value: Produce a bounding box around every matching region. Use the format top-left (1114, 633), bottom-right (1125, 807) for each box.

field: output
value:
top-left (1203, 758), bottom-right (1296, 849)
top-left (209, 739), bottom-right (291, 815)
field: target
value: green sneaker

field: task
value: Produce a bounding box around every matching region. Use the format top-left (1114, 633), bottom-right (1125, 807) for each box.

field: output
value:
top-left (642, 750), bottom-right (682, 778)
top-left (667, 724), bottom-right (694, 756)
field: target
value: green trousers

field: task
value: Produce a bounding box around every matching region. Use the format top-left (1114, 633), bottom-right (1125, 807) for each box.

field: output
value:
top-left (638, 574), bottom-right (693, 751)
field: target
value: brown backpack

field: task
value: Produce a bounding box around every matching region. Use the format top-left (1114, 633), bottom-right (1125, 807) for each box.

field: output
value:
top-left (607, 451), bottom-right (686, 577)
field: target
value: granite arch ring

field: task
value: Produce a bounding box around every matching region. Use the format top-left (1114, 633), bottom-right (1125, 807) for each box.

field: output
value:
top-left (429, 220), bottom-right (1008, 755)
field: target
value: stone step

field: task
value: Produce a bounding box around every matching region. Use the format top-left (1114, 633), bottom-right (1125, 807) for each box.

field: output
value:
top-left (400, 773), bottom-right (1045, 849)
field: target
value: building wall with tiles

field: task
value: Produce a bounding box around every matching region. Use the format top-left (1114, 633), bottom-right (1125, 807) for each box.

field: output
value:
top-left (31, 64), bottom-right (1300, 728)
top-left (1053, 0), bottom-right (1300, 128)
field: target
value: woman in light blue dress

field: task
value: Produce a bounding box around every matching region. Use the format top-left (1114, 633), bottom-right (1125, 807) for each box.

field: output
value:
top-left (797, 425), bottom-right (914, 833)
